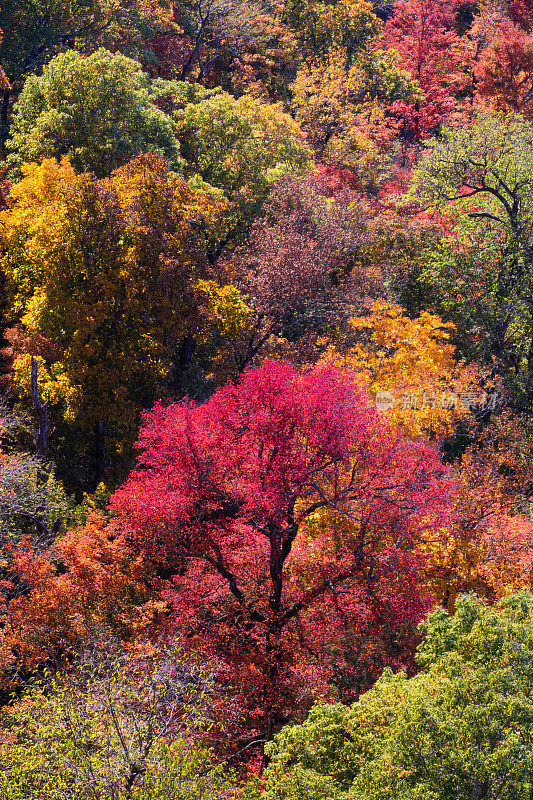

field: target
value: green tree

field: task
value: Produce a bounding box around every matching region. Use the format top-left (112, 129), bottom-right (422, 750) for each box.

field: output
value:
top-left (0, 398), bottom-right (73, 551)
top-left (0, 0), bottom-right (108, 82)
top-left (0, 0), bottom-right (174, 95)
top-left (409, 113), bottom-right (533, 412)
top-left (0, 640), bottom-right (235, 799)
top-left (172, 84), bottom-right (312, 255)
top-left (264, 593), bottom-right (533, 800)
top-left (0, 0), bottom-right (178, 149)
top-left (5, 48), bottom-right (180, 178)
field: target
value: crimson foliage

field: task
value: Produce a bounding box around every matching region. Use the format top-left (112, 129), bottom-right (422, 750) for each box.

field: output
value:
top-left (113, 361), bottom-right (451, 747)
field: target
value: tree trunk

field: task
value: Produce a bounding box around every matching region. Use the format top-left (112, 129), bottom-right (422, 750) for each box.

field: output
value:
top-left (31, 357), bottom-right (49, 464)
top-left (93, 419), bottom-right (106, 488)
top-left (0, 89), bottom-right (10, 149)
top-left (169, 334), bottom-right (196, 398)
top-left (260, 623), bottom-right (285, 772)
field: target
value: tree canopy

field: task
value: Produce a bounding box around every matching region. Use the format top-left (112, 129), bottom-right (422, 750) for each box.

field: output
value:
top-left (2, 0), bottom-right (533, 788)
top-left (6, 49), bottom-right (180, 178)
top-left (264, 593), bottom-right (533, 800)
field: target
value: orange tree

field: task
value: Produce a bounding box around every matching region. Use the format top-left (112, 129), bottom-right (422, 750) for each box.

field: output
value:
top-left (323, 300), bottom-right (481, 441)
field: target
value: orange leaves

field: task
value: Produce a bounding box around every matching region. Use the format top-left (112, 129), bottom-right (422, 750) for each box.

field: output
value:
top-left (0, 512), bottom-right (162, 687)
top-left (0, 69), bottom-right (9, 92)
top-left (475, 20), bottom-right (533, 115)
top-left (0, 30), bottom-right (9, 91)
top-left (423, 413), bottom-right (533, 611)
top-left (422, 510), bottom-right (533, 612)
top-left (324, 300), bottom-right (481, 440)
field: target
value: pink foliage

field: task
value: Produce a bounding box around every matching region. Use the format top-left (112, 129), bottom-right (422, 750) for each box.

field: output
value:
top-left (113, 361), bottom-right (453, 745)
top-left (382, 0), bottom-right (463, 141)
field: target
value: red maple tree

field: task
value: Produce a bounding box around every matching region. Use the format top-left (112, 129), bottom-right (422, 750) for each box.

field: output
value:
top-left (475, 19), bottom-right (533, 114)
top-left (508, 0), bottom-right (533, 31)
top-left (112, 361), bottom-right (452, 750)
top-left (381, 0), bottom-right (463, 146)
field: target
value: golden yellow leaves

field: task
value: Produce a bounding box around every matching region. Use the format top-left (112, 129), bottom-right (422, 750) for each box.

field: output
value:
top-left (0, 155), bottom-right (227, 428)
top-left (196, 280), bottom-right (252, 338)
top-left (13, 354), bottom-right (79, 420)
top-left (324, 300), bottom-right (481, 440)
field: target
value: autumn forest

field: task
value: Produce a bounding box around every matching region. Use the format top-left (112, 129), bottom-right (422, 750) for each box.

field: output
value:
top-left (1, 0), bottom-right (533, 796)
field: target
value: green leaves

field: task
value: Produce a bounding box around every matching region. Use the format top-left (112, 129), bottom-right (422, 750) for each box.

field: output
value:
top-left (6, 49), bottom-right (180, 178)
top-left (407, 114), bottom-right (533, 409)
top-left (413, 112), bottom-right (533, 219)
top-left (263, 593), bottom-right (533, 800)
top-left (0, 641), bottom-right (235, 800)
top-left (173, 86), bottom-right (312, 251)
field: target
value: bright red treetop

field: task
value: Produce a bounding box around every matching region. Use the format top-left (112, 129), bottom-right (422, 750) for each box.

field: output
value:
top-left (114, 361), bottom-right (449, 576)
top-left (381, 0), bottom-right (463, 142)
top-left (113, 362), bottom-right (452, 741)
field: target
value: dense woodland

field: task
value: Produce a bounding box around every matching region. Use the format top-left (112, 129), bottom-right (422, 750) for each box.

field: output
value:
top-left (2, 0), bottom-right (533, 796)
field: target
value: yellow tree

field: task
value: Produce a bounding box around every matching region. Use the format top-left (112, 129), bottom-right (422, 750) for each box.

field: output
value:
top-left (0, 154), bottom-right (224, 483)
top-left (422, 413), bottom-right (533, 612)
top-left (324, 300), bottom-right (481, 441)
top-left (323, 303), bottom-right (533, 615)
top-left (288, 0), bottom-right (417, 183)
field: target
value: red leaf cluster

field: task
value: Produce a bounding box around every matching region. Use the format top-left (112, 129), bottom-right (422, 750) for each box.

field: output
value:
top-left (113, 361), bottom-right (452, 742)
